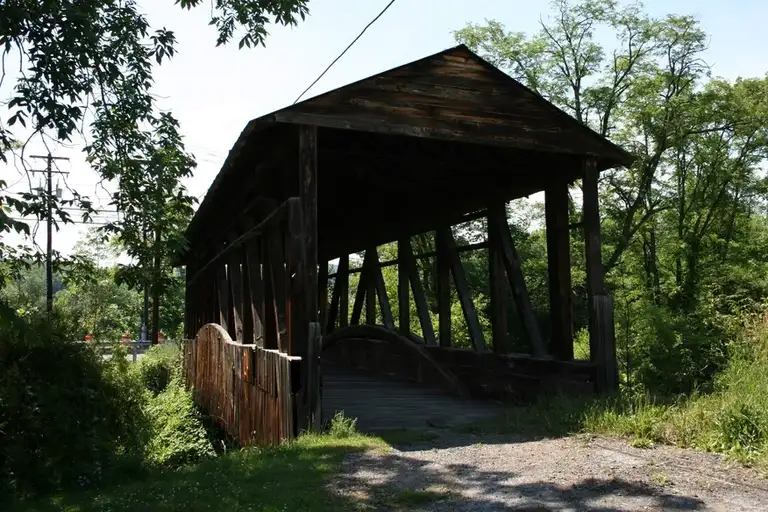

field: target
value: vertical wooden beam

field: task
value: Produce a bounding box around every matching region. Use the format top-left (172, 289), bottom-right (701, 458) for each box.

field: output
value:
top-left (490, 209), bottom-right (546, 358)
top-left (582, 157), bottom-right (618, 391)
top-left (436, 230), bottom-right (452, 347)
top-left (240, 249), bottom-right (254, 344)
top-left (319, 259), bottom-right (329, 333)
top-left (400, 238), bottom-right (436, 345)
top-left (350, 254), bottom-right (368, 325)
top-left (370, 249), bottom-right (395, 330)
top-left (365, 248), bottom-right (376, 325)
top-left (438, 227), bottom-right (486, 352)
top-left (286, 198), bottom-right (307, 357)
top-left (245, 239), bottom-right (265, 344)
top-left (487, 204), bottom-right (508, 354)
top-left (228, 249), bottom-right (245, 341)
top-left (267, 227), bottom-right (289, 351)
top-left (397, 239), bottom-right (410, 336)
top-left (338, 254), bottom-right (349, 328)
top-left (216, 263), bottom-right (232, 334)
top-left (299, 125), bottom-right (318, 325)
top-left (262, 235), bottom-right (279, 350)
top-left (546, 180), bottom-right (574, 360)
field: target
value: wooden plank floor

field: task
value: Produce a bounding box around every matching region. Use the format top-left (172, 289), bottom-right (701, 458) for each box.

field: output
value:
top-left (321, 361), bottom-right (501, 432)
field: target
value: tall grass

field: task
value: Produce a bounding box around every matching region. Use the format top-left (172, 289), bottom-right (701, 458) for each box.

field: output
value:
top-left (583, 316), bottom-right (768, 468)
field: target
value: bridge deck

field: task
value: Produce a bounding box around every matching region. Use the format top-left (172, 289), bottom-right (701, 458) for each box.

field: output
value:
top-left (321, 362), bottom-right (502, 432)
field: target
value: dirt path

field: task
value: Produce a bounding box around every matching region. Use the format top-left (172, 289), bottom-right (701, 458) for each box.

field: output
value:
top-left (331, 432), bottom-right (768, 511)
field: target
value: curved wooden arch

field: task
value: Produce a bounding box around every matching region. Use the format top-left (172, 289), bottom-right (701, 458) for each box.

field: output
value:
top-left (322, 324), bottom-right (467, 397)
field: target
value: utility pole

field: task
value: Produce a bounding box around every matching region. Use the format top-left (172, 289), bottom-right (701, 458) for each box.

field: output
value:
top-left (30, 154), bottom-right (69, 314)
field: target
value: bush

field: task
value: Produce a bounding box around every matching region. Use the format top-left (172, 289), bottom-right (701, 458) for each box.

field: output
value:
top-left (135, 342), bottom-right (182, 394)
top-left (581, 315), bottom-right (768, 468)
top-left (0, 310), bottom-right (148, 500)
top-left (144, 377), bottom-right (214, 467)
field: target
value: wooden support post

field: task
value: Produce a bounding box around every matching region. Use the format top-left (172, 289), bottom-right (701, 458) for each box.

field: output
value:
top-left (267, 227), bottom-right (289, 351)
top-left (397, 239), bottom-right (410, 336)
top-left (437, 227), bottom-right (486, 352)
top-left (582, 157), bottom-right (618, 391)
top-left (488, 204), bottom-right (508, 354)
top-left (490, 208), bottom-right (546, 357)
top-left (371, 250), bottom-right (395, 330)
top-left (240, 249), bottom-right (254, 344)
top-left (350, 255), bottom-right (368, 325)
top-left (436, 230), bottom-right (452, 347)
top-left (401, 238), bottom-right (436, 345)
top-left (228, 249), bottom-right (245, 341)
top-left (245, 239), bottom-right (265, 344)
top-left (546, 179), bottom-right (574, 360)
top-left (299, 125), bottom-right (318, 326)
top-left (319, 260), bottom-right (328, 333)
top-left (338, 255), bottom-right (349, 328)
top-left (305, 322), bottom-right (322, 432)
top-left (216, 263), bottom-right (232, 334)
top-left (365, 248), bottom-right (376, 325)
top-left (286, 198), bottom-right (307, 357)
top-left (262, 235), bottom-right (279, 350)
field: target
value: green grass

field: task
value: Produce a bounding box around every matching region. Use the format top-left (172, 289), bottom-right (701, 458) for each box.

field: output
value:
top-left (12, 431), bottom-right (387, 512)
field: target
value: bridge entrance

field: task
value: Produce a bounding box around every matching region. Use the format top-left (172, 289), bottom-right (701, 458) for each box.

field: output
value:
top-left (178, 45), bottom-right (632, 445)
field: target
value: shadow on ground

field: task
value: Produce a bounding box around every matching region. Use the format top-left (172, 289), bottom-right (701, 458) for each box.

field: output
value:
top-left (335, 447), bottom-right (707, 511)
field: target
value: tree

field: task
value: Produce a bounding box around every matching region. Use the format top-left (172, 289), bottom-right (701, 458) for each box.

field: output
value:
top-left (455, 0), bottom-right (768, 393)
top-left (0, 0), bottom-right (309, 333)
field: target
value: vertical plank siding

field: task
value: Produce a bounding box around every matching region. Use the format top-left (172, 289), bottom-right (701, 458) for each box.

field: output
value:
top-left (184, 323), bottom-right (298, 445)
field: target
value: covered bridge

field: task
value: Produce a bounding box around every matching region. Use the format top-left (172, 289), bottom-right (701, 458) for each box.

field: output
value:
top-left (180, 44), bottom-right (634, 443)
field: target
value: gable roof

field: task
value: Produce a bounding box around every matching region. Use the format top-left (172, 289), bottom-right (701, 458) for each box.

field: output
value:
top-left (183, 45), bottom-right (634, 255)
top-left (258, 44), bottom-right (632, 166)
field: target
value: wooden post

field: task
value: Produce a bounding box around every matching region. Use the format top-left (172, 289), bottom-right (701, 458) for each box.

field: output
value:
top-left (371, 250), bottom-right (395, 329)
top-left (438, 227), bottom-right (486, 352)
top-left (299, 125), bottom-right (319, 434)
top-left (299, 125), bottom-right (318, 328)
top-left (365, 248), bottom-right (376, 325)
top-left (338, 254), bottom-right (349, 329)
top-left (228, 248), bottom-right (245, 342)
top-left (582, 157), bottom-right (618, 391)
top-left (487, 204), bottom-right (508, 354)
top-left (490, 208), bottom-right (546, 357)
top-left (245, 239), bottom-right (265, 344)
top-left (319, 260), bottom-right (328, 333)
top-left (401, 238), bottom-right (436, 344)
top-left (398, 239), bottom-right (410, 336)
top-left (436, 230), bottom-right (452, 347)
top-left (545, 180), bottom-right (574, 360)
top-left (216, 263), bottom-right (232, 334)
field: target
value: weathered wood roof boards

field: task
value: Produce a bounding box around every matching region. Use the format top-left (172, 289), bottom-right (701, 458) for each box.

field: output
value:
top-left (183, 44), bottom-right (633, 263)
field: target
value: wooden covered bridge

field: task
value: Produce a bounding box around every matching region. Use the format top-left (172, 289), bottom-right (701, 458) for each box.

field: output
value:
top-left (179, 44), bottom-right (634, 444)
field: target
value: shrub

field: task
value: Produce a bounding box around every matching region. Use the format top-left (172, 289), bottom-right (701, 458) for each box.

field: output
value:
top-left (327, 411), bottom-right (359, 438)
top-left (0, 310), bottom-right (148, 500)
top-left (144, 377), bottom-right (214, 467)
top-left (135, 342), bottom-right (182, 394)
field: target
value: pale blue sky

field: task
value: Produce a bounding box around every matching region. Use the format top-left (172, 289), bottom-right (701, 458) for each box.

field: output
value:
top-left (4, 0), bottom-right (767, 255)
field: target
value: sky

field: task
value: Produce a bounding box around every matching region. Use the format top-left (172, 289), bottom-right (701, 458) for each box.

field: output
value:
top-left (3, 0), bottom-right (767, 256)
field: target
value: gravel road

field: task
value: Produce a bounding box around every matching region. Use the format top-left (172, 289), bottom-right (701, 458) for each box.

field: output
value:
top-left (331, 432), bottom-right (768, 511)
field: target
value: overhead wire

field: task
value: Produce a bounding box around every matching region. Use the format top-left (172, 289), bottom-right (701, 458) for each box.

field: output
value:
top-left (292, 0), bottom-right (398, 104)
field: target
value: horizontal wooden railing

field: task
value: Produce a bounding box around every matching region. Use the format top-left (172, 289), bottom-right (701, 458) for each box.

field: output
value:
top-left (184, 323), bottom-right (299, 445)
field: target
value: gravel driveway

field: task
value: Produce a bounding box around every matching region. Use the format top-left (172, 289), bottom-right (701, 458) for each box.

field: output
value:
top-left (331, 432), bottom-right (768, 511)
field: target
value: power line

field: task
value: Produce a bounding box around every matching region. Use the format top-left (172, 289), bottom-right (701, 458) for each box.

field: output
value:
top-left (292, 0), bottom-right (397, 104)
